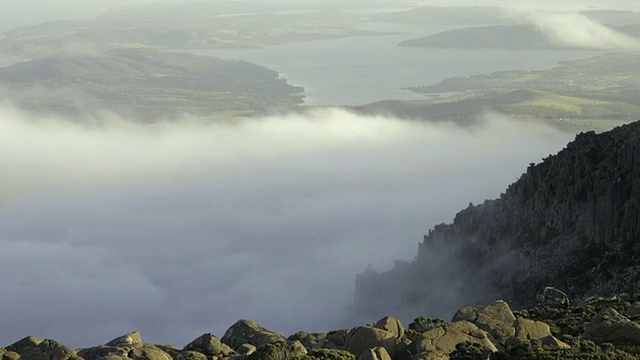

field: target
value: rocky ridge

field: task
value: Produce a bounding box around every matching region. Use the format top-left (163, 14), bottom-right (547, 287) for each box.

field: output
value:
top-left (5, 295), bottom-right (640, 360)
top-left (355, 120), bottom-right (640, 319)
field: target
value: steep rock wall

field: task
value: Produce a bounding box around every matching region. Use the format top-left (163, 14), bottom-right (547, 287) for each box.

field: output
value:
top-left (355, 121), bottom-right (640, 319)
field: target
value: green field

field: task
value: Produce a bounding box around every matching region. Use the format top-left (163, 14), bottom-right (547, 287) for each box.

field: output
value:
top-left (353, 51), bottom-right (640, 130)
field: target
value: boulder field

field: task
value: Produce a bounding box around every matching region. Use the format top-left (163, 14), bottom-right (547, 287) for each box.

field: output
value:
top-left (5, 293), bottom-right (640, 360)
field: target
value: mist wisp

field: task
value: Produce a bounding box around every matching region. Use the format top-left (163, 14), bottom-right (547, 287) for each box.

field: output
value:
top-left (526, 11), bottom-right (640, 50)
top-left (0, 105), bottom-right (574, 348)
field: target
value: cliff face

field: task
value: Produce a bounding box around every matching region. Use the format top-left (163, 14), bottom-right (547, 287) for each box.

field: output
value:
top-left (355, 120), bottom-right (640, 319)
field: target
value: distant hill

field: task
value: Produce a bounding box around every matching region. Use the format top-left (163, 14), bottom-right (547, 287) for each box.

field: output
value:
top-left (355, 120), bottom-right (640, 320)
top-left (353, 52), bottom-right (640, 129)
top-left (0, 2), bottom-right (379, 62)
top-left (399, 23), bottom-right (640, 50)
top-left (0, 47), bottom-right (304, 121)
top-left (399, 24), bottom-right (552, 50)
top-left (371, 6), bottom-right (517, 26)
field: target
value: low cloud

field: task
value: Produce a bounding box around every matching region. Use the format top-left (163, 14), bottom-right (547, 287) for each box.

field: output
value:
top-left (0, 105), bottom-right (574, 348)
top-left (526, 11), bottom-right (640, 50)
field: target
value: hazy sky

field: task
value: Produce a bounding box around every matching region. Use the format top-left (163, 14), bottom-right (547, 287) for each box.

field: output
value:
top-left (0, 105), bottom-right (574, 348)
top-left (1, 0), bottom-right (639, 33)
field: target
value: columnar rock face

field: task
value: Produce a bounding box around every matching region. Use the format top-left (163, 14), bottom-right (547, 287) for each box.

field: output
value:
top-left (355, 120), bottom-right (640, 317)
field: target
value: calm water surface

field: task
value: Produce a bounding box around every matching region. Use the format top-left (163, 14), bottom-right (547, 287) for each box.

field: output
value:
top-left (190, 27), bottom-right (604, 106)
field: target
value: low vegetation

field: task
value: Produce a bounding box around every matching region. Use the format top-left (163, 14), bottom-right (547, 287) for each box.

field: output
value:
top-left (354, 52), bottom-right (640, 130)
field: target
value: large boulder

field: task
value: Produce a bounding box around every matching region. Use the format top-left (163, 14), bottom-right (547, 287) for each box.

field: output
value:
top-left (95, 355), bottom-right (128, 360)
top-left (624, 301), bottom-right (640, 319)
top-left (154, 345), bottom-right (179, 355)
top-left (77, 346), bottom-right (131, 360)
top-left (6, 336), bottom-right (44, 354)
top-left (128, 345), bottom-right (173, 360)
top-left (512, 318), bottom-right (570, 349)
top-left (357, 347), bottom-right (391, 360)
top-left (106, 332), bottom-right (143, 348)
top-left (414, 321), bottom-right (497, 357)
top-left (345, 327), bottom-right (395, 358)
top-left (5, 338), bottom-right (76, 360)
top-left (78, 331), bottom-right (145, 360)
top-left (173, 351), bottom-right (208, 360)
top-left (287, 332), bottom-right (327, 350)
top-left (237, 344), bottom-right (257, 356)
top-left (325, 331), bottom-right (348, 349)
top-left (583, 307), bottom-right (640, 345)
top-left (183, 334), bottom-right (234, 357)
top-left (0, 348), bottom-right (20, 360)
top-left (452, 300), bottom-right (515, 342)
top-left (221, 320), bottom-right (286, 350)
top-left (373, 317), bottom-right (404, 340)
top-left (246, 341), bottom-right (307, 360)
top-left (394, 338), bottom-right (413, 360)
top-left (535, 287), bottom-right (570, 308)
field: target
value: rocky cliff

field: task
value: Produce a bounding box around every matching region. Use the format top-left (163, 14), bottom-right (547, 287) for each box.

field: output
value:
top-left (355, 120), bottom-right (640, 319)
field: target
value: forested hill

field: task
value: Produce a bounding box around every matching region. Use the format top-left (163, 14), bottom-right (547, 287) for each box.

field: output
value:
top-left (355, 120), bottom-right (640, 319)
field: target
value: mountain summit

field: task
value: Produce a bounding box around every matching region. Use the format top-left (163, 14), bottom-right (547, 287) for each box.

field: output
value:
top-left (355, 120), bottom-right (640, 319)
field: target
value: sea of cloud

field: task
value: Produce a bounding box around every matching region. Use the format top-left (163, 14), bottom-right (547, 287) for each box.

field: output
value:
top-left (0, 105), bottom-right (575, 348)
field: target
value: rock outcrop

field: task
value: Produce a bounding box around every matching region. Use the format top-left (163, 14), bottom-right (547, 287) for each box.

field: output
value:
top-left (373, 317), bottom-right (404, 340)
top-left (511, 318), bottom-right (570, 349)
top-left (355, 120), bottom-right (640, 317)
top-left (4, 297), bottom-right (640, 360)
top-left (345, 327), bottom-right (396, 358)
top-left (6, 337), bottom-right (77, 360)
top-left (451, 300), bottom-right (569, 349)
top-left (358, 347), bottom-right (391, 360)
top-left (221, 320), bottom-right (286, 350)
top-left (287, 332), bottom-right (327, 350)
top-left (452, 300), bottom-right (515, 342)
top-left (413, 321), bottom-right (498, 358)
top-left (183, 334), bottom-right (234, 358)
top-left (583, 307), bottom-right (640, 345)
top-left (536, 287), bottom-right (570, 308)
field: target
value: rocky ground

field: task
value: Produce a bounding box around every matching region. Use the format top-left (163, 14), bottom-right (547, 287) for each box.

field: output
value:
top-left (4, 289), bottom-right (640, 360)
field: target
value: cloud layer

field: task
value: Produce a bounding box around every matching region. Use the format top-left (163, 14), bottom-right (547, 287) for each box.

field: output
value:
top-left (527, 11), bottom-right (640, 50)
top-left (0, 106), bottom-right (574, 348)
